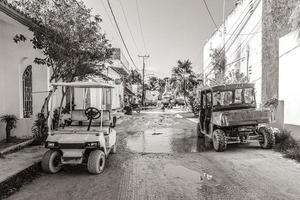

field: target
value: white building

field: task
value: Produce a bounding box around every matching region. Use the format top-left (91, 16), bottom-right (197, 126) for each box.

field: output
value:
top-left (0, 1), bottom-right (50, 140)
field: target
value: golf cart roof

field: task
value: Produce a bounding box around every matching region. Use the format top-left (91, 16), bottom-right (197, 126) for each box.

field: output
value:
top-left (201, 83), bottom-right (254, 92)
top-left (52, 81), bottom-right (114, 88)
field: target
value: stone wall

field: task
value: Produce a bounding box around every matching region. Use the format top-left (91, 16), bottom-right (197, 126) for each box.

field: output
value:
top-left (261, 0), bottom-right (298, 104)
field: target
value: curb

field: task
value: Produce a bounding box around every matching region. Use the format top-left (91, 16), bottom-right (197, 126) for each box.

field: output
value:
top-left (0, 161), bottom-right (41, 199)
top-left (0, 139), bottom-right (34, 156)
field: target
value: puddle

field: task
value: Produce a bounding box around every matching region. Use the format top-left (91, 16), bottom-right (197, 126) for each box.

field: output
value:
top-left (126, 128), bottom-right (209, 153)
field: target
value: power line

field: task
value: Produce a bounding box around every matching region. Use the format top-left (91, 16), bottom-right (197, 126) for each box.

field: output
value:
top-left (201, 0), bottom-right (218, 29)
top-left (100, 0), bottom-right (120, 42)
top-left (118, 0), bottom-right (141, 54)
top-left (135, 0), bottom-right (147, 53)
top-left (106, 0), bottom-right (138, 70)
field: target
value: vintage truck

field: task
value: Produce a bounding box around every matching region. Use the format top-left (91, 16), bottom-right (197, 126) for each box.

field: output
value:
top-left (197, 83), bottom-right (275, 152)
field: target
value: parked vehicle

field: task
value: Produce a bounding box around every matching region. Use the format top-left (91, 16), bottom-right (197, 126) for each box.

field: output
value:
top-left (42, 82), bottom-right (117, 174)
top-left (175, 96), bottom-right (185, 106)
top-left (197, 83), bottom-right (275, 152)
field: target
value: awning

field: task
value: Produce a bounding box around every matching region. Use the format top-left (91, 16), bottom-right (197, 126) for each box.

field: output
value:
top-left (52, 81), bottom-right (114, 88)
top-left (124, 87), bottom-right (135, 96)
top-left (110, 66), bottom-right (129, 76)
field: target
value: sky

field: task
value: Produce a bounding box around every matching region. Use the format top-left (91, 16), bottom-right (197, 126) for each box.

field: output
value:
top-left (83, 0), bottom-right (236, 77)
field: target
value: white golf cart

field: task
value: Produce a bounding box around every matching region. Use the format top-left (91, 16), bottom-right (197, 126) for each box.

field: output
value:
top-left (42, 81), bottom-right (117, 174)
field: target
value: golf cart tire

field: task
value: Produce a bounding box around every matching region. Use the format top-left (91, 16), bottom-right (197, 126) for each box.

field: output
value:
top-left (87, 150), bottom-right (106, 174)
top-left (259, 127), bottom-right (275, 149)
top-left (197, 123), bottom-right (204, 138)
top-left (41, 150), bottom-right (62, 174)
top-left (112, 145), bottom-right (117, 154)
top-left (212, 129), bottom-right (227, 152)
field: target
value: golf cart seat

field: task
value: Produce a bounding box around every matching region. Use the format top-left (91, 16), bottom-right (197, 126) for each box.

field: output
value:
top-left (71, 109), bottom-right (112, 127)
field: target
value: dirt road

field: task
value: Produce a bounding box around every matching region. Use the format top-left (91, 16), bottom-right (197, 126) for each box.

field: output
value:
top-left (6, 110), bottom-right (300, 200)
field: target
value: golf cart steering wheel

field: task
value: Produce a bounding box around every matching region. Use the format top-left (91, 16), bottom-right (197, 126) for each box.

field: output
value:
top-left (85, 107), bottom-right (101, 120)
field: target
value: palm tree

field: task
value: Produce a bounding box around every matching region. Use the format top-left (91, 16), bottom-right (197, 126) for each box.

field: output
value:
top-left (170, 60), bottom-right (198, 106)
top-left (0, 115), bottom-right (18, 143)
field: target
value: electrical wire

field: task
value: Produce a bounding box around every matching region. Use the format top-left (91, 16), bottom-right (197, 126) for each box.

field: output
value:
top-left (135, 0), bottom-right (147, 53)
top-left (106, 0), bottom-right (138, 70)
top-left (201, 0), bottom-right (218, 29)
top-left (118, 0), bottom-right (141, 54)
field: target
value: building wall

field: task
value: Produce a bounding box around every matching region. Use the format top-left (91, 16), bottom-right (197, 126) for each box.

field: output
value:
top-left (279, 31), bottom-right (300, 125)
top-left (0, 11), bottom-right (49, 140)
top-left (106, 67), bottom-right (124, 110)
top-left (261, 0), bottom-right (298, 103)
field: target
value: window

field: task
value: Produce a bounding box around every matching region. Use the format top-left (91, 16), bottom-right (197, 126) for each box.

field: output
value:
top-left (213, 91), bottom-right (233, 106)
top-left (234, 89), bottom-right (243, 104)
top-left (244, 88), bottom-right (255, 104)
top-left (23, 66), bottom-right (33, 118)
top-left (206, 92), bottom-right (212, 107)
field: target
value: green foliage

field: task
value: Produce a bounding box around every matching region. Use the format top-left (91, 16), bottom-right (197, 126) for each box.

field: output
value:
top-left (274, 130), bottom-right (300, 162)
top-left (0, 114), bottom-right (18, 143)
top-left (31, 113), bottom-right (49, 145)
top-left (170, 60), bottom-right (198, 98)
top-left (126, 70), bottom-right (142, 84)
top-left (0, 115), bottom-right (18, 129)
top-left (12, 0), bottom-right (113, 83)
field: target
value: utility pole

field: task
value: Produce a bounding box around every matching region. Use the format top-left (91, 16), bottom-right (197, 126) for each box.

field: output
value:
top-left (138, 55), bottom-right (150, 106)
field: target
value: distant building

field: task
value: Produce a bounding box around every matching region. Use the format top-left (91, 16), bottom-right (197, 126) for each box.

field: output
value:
top-left (0, 1), bottom-right (50, 140)
top-left (203, 0), bottom-right (300, 127)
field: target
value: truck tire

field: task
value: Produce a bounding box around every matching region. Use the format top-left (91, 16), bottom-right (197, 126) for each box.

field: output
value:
top-left (41, 150), bottom-right (62, 173)
top-left (212, 129), bottom-right (227, 152)
top-left (197, 123), bottom-right (204, 138)
top-left (87, 150), bottom-right (106, 174)
top-left (259, 127), bottom-right (275, 149)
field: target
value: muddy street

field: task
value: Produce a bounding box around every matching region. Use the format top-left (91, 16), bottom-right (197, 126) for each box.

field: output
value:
top-left (7, 111), bottom-right (300, 200)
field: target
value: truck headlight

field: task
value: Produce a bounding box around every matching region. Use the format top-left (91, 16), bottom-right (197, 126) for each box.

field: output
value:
top-left (45, 142), bottom-right (58, 148)
top-left (85, 142), bottom-right (99, 148)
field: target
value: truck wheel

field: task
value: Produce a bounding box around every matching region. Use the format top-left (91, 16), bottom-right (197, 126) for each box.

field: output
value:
top-left (259, 127), bottom-right (275, 149)
top-left (87, 150), bottom-right (106, 174)
top-left (197, 123), bottom-right (204, 138)
top-left (41, 150), bottom-right (62, 173)
top-left (212, 129), bottom-right (227, 152)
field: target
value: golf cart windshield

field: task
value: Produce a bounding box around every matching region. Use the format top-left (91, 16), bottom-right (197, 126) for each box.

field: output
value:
top-left (50, 81), bottom-right (114, 132)
top-left (212, 87), bottom-right (255, 109)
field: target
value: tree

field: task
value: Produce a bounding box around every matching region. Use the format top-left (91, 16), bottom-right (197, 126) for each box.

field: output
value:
top-left (289, 3), bottom-right (300, 37)
top-left (0, 115), bottom-right (18, 143)
top-left (170, 60), bottom-right (198, 105)
top-left (209, 48), bottom-right (227, 85)
top-left (148, 76), bottom-right (159, 91)
top-left (12, 0), bottom-right (113, 114)
top-left (126, 70), bottom-right (142, 85)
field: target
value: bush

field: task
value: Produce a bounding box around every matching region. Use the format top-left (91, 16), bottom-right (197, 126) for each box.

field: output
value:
top-left (274, 129), bottom-right (300, 162)
top-left (31, 113), bottom-right (48, 145)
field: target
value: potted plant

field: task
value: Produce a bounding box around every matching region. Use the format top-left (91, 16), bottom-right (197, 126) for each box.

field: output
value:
top-left (0, 114), bottom-right (18, 143)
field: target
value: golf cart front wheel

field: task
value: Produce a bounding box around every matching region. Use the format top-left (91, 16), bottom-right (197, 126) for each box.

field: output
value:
top-left (87, 150), bottom-right (106, 174)
top-left (41, 150), bottom-right (62, 173)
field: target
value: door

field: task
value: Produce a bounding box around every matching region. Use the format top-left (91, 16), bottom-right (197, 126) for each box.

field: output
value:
top-left (199, 92), bottom-right (206, 132)
top-left (204, 92), bottom-right (212, 135)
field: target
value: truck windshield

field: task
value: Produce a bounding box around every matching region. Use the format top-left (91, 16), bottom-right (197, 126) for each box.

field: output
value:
top-left (213, 88), bottom-right (255, 106)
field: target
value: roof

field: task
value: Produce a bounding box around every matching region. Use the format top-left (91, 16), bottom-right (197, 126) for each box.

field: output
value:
top-left (124, 87), bottom-right (135, 96)
top-left (110, 66), bottom-right (129, 76)
top-left (52, 81), bottom-right (114, 88)
top-left (201, 83), bottom-right (255, 92)
top-left (0, 0), bottom-right (44, 32)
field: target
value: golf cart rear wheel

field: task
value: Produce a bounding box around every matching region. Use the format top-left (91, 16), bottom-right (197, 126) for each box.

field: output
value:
top-left (41, 150), bottom-right (62, 173)
top-left (87, 150), bottom-right (106, 174)
top-left (212, 129), bottom-right (227, 152)
top-left (197, 123), bottom-right (204, 138)
top-left (259, 127), bottom-right (275, 149)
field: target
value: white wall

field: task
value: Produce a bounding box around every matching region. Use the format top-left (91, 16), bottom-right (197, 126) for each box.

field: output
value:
top-left (0, 12), bottom-right (49, 139)
top-left (279, 31), bottom-right (300, 125)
